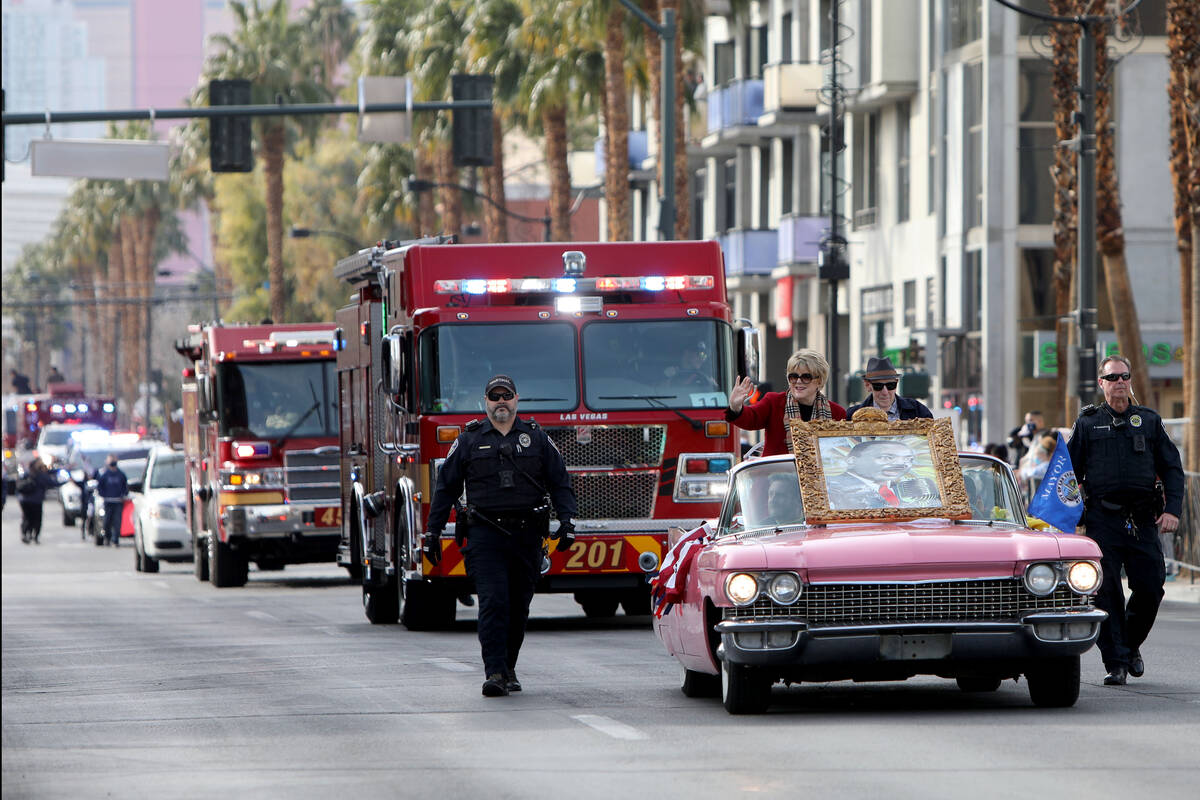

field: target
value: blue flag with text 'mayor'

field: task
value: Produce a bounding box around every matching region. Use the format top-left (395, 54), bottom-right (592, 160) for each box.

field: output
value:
top-left (1027, 432), bottom-right (1083, 533)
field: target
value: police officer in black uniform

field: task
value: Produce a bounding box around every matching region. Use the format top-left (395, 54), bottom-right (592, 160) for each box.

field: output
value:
top-left (425, 374), bottom-right (578, 697)
top-left (1067, 355), bottom-right (1184, 686)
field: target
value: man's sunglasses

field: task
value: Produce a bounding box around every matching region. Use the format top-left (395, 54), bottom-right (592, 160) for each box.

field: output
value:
top-left (787, 372), bottom-right (816, 384)
top-left (486, 390), bottom-right (515, 401)
top-left (1099, 372), bottom-right (1131, 383)
top-left (871, 381), bottom-right (898, 392)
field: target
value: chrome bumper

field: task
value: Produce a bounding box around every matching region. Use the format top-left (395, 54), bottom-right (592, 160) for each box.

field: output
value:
top-left (221, 503), bottom-right (339, 540)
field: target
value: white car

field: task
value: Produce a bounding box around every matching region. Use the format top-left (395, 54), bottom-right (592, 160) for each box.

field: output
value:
top-left (37, 423), bottom-right (103, 470)
top-left (132, 447), bottom-right (191, 572)
top-left (59, 434), bottom-right (152, 529)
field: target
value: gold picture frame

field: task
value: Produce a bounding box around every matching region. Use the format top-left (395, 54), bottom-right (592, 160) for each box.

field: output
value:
top-left (788, 408), bottom-right (972, 524)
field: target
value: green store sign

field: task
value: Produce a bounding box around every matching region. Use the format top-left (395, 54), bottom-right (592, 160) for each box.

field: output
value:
top-left (1032, 331), bottom-right (1184, 379)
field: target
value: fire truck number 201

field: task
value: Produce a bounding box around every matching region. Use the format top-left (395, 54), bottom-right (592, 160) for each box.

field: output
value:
top-left (563, 539), bottom-right (624, 570)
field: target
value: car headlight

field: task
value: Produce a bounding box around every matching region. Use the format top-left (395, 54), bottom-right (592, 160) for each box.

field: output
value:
top-left (726, 572), bottom-right (759, 605)
top-left (1023, 563), bottom-right (1059, 596)
top-left (768, 573), bottom-right (802, 604)
top-left (149, 503), bottom-right (181, 521)
top-left (1066, 560), bottom-right (1101, 594)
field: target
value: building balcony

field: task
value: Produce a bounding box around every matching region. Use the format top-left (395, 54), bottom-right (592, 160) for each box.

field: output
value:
top-left (777, 214), bottom-right (824, 268)
top-left (762, 62), bottom-right (823, 114)
top-left (717, 228), bottom-right (778, 276)
top-left (593, 130), bottom-right (650, 178)
top-left (700, 78), bottom-right (765, 154)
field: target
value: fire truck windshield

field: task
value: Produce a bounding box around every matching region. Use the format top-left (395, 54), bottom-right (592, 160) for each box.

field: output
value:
top-left (582, 319), bottom-right (732, 410)
top-left (419, 323), bottom-right (578, 413)
top-left (215, 361), bottom-right (337, 439)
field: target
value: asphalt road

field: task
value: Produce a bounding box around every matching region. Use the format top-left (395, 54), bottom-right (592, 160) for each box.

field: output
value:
top-left (3, 499), bottom-right (1199, 800)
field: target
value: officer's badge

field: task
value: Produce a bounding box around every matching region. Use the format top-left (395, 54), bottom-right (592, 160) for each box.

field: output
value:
top-left (1130, 414), bottom-right (1142, 428)
top-left (519, 433), bottom-right (531, 448)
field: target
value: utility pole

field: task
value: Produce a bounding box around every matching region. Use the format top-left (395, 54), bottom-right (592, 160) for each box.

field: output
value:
top-left (819, 0), bottom-right (850, 403)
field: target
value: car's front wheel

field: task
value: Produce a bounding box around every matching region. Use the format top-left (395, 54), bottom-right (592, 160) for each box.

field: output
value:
top-left (721, 659), bottom-right (771, 714)
top-left (1026, 655), bottom-right (1081, 708)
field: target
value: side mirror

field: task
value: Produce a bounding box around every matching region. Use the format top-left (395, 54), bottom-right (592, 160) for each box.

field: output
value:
top-left (129, 481), bottom-right (144, 494)
top-left (197, 371), bottom-right (213, 416)
top-left (381, 330), bottom-right (409, 411)
top-left (736, 319), bottom-right (762, 384)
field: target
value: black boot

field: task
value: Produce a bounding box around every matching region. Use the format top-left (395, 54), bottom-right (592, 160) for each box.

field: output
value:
top-left (1103, 666), bottom-right (1128, 686)
top-left (1128, 651), bottom-right (1144, 678)
top-left (482, 674), bottom-right (509, 697)
top-left (506, 669), bottom-right (522, 693)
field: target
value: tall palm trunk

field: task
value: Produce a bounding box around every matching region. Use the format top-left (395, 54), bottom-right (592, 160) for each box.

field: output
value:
top-left (544, 106), bottom-right (572, 241)
top-left (1092, 8), bottom-right (1150, 403)
top-left (435, 145), bottom-right (463, 239)
top-left (263, 123), bottom-right (286, 322)
top-left (663, 0), bottom-right (690, 239)
top-left (120, 216), bottom-right (142, 412)
top-left (105, 229), bottom-right (125, 403)
top-left (485, 113), bottom-right (509, 242)
top-left (644, 0), bottom-right (662, 192)
top-left (1187, 56), bottom-right (1200, 471)
top-left (1167, 0), bottom-right (1200, 471)
top-left (604, 7), bottom-right (631, 242)
top-left (1049, 2), bottom-right (1078, 425)
top-left (415, 150), bottom-right (438, 237)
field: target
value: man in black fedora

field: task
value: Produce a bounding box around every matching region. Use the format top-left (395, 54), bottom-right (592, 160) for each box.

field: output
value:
top-left (846, 356), bottom-right (933, 421)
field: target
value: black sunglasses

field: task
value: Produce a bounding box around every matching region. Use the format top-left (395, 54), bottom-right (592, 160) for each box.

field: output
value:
top-left (487, 390), bottom-right (515, 401)
top-left (871, 381), bottom-right (898, 392)
top-left (1099, 372), bottom-right (1131, 383)
top-left (787, 372), bottom-right (816, 383)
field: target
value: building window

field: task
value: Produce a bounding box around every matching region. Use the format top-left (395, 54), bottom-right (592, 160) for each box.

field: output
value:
top-left (781, 138), bottom-right (794, 216)
top-left (964, 61), bottom-right (983, 229)
top-left (897, 100), bottom-right (911, 223)
top-left (946, 0), bottom-right (982, 51)
top-left (782, 12), bottom-right (793, 63)
top-left (854, 111), bottom-right (879, 228)
top-left (1018, 58), bottom-right (1054, 225)
top-left (928, 86), bottom-right (938, 215)
top-left (926, 275), bottom-right (937, 331)
top-left (714, 41), bottom-right (734, 85)
top-left (859, 0), bottom-right (873, 85)
top-left (759, 144), bottom-right (771, 228)
top-left (723, 157), bottom-right (737, 231)
top-left (938, 257), bottom-right (947, 328)
top-left (1019, 248), bottom-right (1055, 332)
top-left (692, 168), bottom-right (705, 240)
top-left (904, 279), bottom-right (917, 329)
top-left (964, 250), bottom-right (982, 332)
top-left (861, 285), bottom-right (894, 357)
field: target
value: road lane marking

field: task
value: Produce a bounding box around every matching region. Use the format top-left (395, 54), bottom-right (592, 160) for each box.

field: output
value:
top-left (425, 657), bottom-right (475, 673)
top-left (245, 610), bottom-right (278, 622)
top-left (152, 581), bottom-right (169, 589)
top-left (570, 714), bottom-right (648, 741)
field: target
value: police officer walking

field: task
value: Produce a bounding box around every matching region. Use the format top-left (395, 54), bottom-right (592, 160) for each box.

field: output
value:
top-left (95, 455), bottom-right (129, 547)
top-left (1067, 355), bottom-right (1184, 686)
top-left (425, 375), bottom-right (578, 697)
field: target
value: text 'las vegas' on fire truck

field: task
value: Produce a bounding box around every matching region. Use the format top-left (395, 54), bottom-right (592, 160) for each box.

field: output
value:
top-left (333, 238), bottom-right (761, 629)
top-left (174, 322), bottom-right (342, 587)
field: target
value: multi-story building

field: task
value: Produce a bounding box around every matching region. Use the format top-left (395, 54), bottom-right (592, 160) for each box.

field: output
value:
top-left (624, 0), bottom-right (1182, 448)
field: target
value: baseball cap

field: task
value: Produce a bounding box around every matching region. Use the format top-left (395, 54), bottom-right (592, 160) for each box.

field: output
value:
top-left (484, 374), bottom-right (517, 395)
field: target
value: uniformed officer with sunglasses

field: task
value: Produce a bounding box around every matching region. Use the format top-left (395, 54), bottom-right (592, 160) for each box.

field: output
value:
top-left (1067, 355), bottom-right (1184, 686)
top-left (846, 356), bottom-right (932, 421)
top-left (425, 374), bottom-right (578, 697)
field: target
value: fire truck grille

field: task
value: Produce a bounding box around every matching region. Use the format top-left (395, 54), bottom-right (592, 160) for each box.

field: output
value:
top-left (285, 450), bottom-right (341, 503)
top-left (544, 425), bottom-right (667, 469)
top-left (568, 470), bottom-right (658, 519)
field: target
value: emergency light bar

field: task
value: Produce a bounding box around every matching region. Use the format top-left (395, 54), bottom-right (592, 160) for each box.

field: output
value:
top-left (236, 330), bottom-right (336, 355)
top-left (432, 275), bottom-right (715, 295)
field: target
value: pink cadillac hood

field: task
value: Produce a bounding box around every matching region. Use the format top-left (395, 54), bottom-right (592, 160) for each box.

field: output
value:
top-left (695, 521), bottom-right (1102, 583)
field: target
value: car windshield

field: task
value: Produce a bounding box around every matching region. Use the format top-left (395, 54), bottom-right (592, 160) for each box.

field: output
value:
top-left (719, 460), bottom-right (806, 536)
top-left (148, 455), bottom-right (185, 489)
top-left (215, 360), bottom-right (337, 439)
top-left (959, 455), bottom-right (1026, 523)
top-left (40, 428), bottom-right (76, 446)
top-left (418, 322), bottom-right (578, 413)
top-left (582, 319), bottom-right (733, 410)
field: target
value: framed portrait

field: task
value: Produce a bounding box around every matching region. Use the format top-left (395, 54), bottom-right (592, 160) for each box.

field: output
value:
top-left (787, 409), bottom-right (971, 524)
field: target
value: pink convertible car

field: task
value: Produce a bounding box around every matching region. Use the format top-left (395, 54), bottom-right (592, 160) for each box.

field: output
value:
top-left (652, 452), bottom-right (1106, 714)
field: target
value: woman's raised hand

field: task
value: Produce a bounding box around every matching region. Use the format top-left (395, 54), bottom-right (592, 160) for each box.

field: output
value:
top-left (728, 376), bottom-right (756, 413)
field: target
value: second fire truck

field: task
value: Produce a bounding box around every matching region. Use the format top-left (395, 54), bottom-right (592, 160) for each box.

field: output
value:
top-left (334, 240), bottom-right (759, 628)
top-left (175, 322), bottom-right (342, 587)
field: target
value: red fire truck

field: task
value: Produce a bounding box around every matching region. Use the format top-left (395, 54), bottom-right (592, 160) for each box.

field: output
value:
top-left (4, 383), bottom-right (117, 450)
top-left (333, 240), bottom-right (760, 628)
top-left (175, 322), bottom-right (342, 587)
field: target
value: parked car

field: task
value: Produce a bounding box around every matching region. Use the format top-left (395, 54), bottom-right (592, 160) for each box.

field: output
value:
top-left (132, 447), bottom-right (191, 572)
top-left (653, 442), bottom-right (1105, 714)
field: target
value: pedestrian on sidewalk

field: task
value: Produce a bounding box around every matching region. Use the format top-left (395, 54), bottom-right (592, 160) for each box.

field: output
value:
top-left (17, 459), bottom-right (58, 544)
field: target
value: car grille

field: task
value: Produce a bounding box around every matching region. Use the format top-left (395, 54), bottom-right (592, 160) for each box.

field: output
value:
top-left (545, 426), bottom-right (666, 519)
top-left (285, 449), bottom-right (340, 503)
top-left (726, 579), bottom-right (1094, 625)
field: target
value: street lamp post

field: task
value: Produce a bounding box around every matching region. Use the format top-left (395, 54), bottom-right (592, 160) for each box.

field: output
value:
top-left (404, 178), bottom-right (552, 242)
top-left (289, 226), bottom-right (363, 251)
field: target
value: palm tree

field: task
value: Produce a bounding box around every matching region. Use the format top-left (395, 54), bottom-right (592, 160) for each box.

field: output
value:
top-left (1166, 0), bottom-right (1199, 470)
top-left (1048, 1), bottom-right (1078, 424)
top-left (1091, 3), bottom-right (1150, 403)
top-left (301, 0), bottom-right (359, 95)
top-left (193, 0), bottom-right (331, 322)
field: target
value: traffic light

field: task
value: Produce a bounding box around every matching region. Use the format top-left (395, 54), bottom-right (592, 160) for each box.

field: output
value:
top-left (452, 74), bottom-right (493, 167)
top-left (209, 79), bottom-right (253, 173)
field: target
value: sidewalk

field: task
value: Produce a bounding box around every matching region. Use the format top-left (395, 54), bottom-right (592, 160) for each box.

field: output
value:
top-left (1162, 571), bottom-right (1200, 604)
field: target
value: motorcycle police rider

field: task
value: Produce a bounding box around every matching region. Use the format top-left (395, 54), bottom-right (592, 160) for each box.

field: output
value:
top-left (425, 375), bottom-right (578, 697)
top-left (1067, 355), bottom-right (1184, 686)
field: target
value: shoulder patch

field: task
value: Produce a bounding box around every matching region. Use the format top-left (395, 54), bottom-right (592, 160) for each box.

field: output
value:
top-left (1080, 404), bottom-right (1099, 416)
top-left (524, 417), bottom-right (539, 430)
top-left (465, 418), bottom-right (482, 431)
